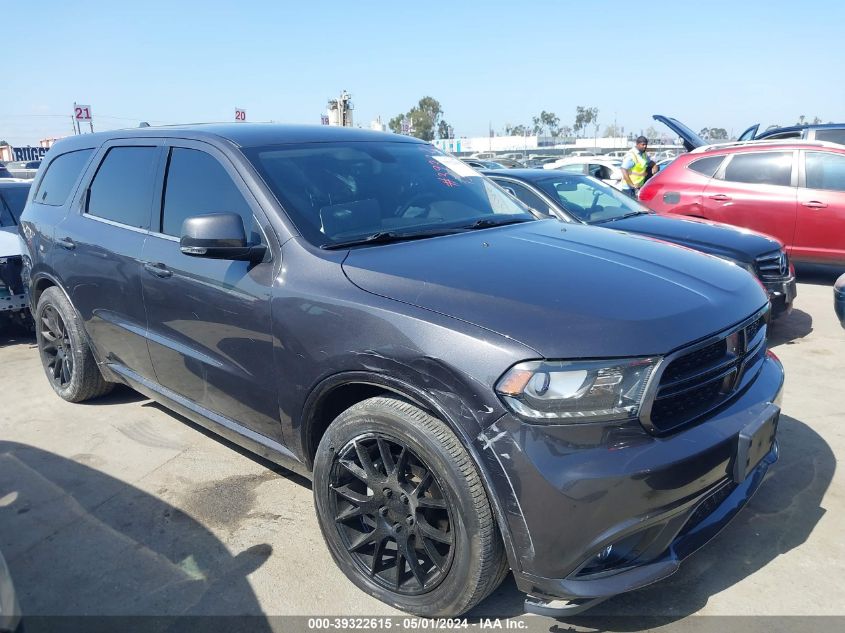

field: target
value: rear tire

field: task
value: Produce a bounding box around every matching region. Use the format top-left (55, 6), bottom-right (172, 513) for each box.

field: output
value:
top-left (313, 396), bottom-right (508, 616)
top-left (35, 287), bottom-right (113, 402)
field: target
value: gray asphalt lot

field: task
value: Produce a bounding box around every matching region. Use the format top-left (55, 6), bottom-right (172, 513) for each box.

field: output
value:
top-left (0, 269), bottom-right (842, 629)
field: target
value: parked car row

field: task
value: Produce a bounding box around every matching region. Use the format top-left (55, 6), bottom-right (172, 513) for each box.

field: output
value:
top-left (11, 123), bottom-right (788, 619)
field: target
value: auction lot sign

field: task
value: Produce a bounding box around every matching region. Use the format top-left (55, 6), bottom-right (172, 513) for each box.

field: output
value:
top-left (11, 146), bottom-right (49, 161)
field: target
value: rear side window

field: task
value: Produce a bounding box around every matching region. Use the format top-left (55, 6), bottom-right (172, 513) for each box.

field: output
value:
top-left (815, 129), bottom-right (845, 145)
top-left (86, 147), bottom-right (159, 229)
top-left (160, 148), bottom-right (255, 238)
top-left (688, 155), bottom-right (724, 177)
top-left (805, 152), bottom-right (845, 192)
top-left (500, 181), bottom-right (553, 216)
top-left (33, 149), bottom-right (93, 206)
top-left (722, 152), bottom-right (793, 187)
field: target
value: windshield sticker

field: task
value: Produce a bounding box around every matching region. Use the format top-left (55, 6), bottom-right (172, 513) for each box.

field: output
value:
top-left (426, 157), bottom-right (460, 188)
top-left (431, 155), bottom-right (478, 180)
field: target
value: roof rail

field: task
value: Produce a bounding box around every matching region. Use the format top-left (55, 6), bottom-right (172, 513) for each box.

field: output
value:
top-left (691, 139), bottom-right (843, 153)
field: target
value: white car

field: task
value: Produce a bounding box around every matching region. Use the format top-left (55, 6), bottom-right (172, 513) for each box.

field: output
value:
top-left (0, 182), bottom-right (31, 329)
top-left (542, 157), bottom-right (626, 189)
top-left (3, 160), bottom-right (40, 180)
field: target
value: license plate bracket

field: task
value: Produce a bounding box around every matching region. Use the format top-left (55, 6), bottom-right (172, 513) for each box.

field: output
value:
top-left (733, 411), bottom-right (778, 483)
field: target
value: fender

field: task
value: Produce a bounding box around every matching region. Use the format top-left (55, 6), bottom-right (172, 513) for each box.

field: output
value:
top-left (299, 369), bottom-right (525, 574)
top-left (28, 270), bottom-right (122, 383)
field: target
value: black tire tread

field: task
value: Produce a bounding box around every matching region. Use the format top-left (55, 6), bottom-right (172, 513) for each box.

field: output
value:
top-left (37, 287), bottom-right (114, 403)
top-left (326, 396), bottom-right (508, 615)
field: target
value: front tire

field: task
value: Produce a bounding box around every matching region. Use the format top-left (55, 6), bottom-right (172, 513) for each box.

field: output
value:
top-left (313, 396), bottom-right (508, 616)
top-left (35, 287), bottom-right (113, 402)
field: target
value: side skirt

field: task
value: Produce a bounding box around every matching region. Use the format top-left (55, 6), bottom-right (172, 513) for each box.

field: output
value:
top-left (108, 363), bottom-right (311, 479)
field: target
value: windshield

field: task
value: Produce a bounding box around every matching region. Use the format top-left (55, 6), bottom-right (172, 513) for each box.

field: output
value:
top-left (243, 141), bottom-right (533, 247)
top-left (535, 175), bottom-right (650, 223)
top-left (0, 186), bottom-right (29, 227)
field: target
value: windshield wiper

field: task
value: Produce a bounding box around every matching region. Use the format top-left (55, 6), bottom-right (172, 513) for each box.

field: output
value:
top-left (460, 217), bottom-right (534, 230)
top-left (592, 211), bottom-right (650, 224)
top-left (321, 228), bottom-right (464, 250)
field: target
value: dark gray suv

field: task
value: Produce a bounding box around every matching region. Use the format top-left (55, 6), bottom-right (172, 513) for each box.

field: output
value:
top-left (19, 124), bottom-right (784, 617)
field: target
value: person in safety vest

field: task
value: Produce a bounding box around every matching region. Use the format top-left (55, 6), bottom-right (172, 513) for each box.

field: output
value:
top-left (621, 136), bottom-right (655, 197)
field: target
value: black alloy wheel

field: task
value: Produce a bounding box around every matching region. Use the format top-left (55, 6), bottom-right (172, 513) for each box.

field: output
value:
top-left (34, 287), bottom-right (113, 402)
top-left (329, 433), bottom-right (455, 595)
top-left (39, 304), bottom-right (74, 389)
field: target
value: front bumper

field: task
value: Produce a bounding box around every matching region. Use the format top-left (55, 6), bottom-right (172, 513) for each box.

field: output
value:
top-left (764, 276), bottom-right (796, 318)
top-left (476, 353), bottom-right (784, 611)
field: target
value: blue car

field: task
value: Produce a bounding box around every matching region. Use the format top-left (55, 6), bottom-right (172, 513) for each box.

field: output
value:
top-left (485, 169), bottom-right (797, 318)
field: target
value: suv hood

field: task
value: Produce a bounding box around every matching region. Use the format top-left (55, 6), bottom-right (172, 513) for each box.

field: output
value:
top-left (608, 213), bottom-right (781, 264)
top-left (342, 221), bottom-right (767, 358)
top-left (653, 115), bottom-right (707, 151)
top-left (0, 227), bottom-right (23, 257)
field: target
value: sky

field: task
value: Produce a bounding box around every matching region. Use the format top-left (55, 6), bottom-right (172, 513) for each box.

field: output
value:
top-left (3, 0), bottom-right (844, 145)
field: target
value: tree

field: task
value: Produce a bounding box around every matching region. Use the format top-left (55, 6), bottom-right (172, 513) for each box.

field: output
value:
top-left (699, 127), bottom-right (711, 140)
top-left (388, 114), bottom-right (404, 134)
top-left (540, 111), bottom-right (560, 137)
top-left (644, 126), bottom-right (661, 142)
top-left (604, 124), bottom-right (623, 138)
top-left (531, 115), bottom-right (544, 136)
top-left (504, 124), bottom-right (528, 136)
top-left (797, 115), bottom-right (806, 126)
top-left (559, 126), bottom-right (573, 140)
top-left (812, 116), bottom-right (822, 125)
top-left (437, 120), bottom-right (452, 139)
top-left (574, 106), bottom-right (598, 138)
top-left (709, 127), bottom-right (728, 140)
top-left (0, 140), bottom-right (9, 146)
top-left (406, 96), bottom-right (443, 141)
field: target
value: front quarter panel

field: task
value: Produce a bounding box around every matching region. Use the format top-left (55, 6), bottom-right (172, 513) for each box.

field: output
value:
top-left (271, 238), bottom-right (538, 457)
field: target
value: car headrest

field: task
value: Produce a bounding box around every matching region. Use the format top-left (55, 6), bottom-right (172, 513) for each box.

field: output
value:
top-left (554, 180), bottom-right (579, 192)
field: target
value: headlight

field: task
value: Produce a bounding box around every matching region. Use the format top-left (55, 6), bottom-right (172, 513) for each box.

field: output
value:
top-left (495, 358), bottom-right (659, 423)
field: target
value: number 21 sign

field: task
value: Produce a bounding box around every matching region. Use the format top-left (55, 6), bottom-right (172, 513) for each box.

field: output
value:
top-left (74, 104), bottom-right (92, 121)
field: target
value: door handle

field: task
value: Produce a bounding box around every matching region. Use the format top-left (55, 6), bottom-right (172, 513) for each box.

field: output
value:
top-left (802, 201), bottom-right (828, 209)
top-left (143, 262), bottom-right (172, 279)
top-left (57, 237), bottom-right (75, 250)
top-left (708, 194), bottom-right (732, 201)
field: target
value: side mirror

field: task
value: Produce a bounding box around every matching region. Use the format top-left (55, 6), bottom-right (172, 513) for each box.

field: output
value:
top-left (179, 213), bottom-right (266, 263)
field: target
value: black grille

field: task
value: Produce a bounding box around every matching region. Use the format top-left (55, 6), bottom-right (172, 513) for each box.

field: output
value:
top-left (645, 310), bottom-right (769, 433)
top-left (745, 314), bottom-right (765, 344)
top-left (661, 339), bottom-right (726, 382)
top-left (755, 250), bottom-right (789, 280)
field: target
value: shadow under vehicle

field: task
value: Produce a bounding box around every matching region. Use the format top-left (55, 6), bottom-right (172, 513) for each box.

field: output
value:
top-left (0, 441), bottom-right (272, 631)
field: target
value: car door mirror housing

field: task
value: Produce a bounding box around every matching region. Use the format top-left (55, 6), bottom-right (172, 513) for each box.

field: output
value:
top-left (179, 212), bottom-right (266, 263)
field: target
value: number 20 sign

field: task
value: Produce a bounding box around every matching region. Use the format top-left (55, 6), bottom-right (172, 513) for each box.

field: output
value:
top-left (235, 108), bottom-right (246, 122)
top-left (74, 104), bottom-right (92, 121)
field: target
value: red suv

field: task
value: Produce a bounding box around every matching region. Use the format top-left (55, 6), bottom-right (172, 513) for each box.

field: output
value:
top-left (639, 141), bottom-right (845, 265)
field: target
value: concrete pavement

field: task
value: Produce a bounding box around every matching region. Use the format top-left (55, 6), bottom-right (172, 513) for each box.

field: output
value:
top-left (1, 273), bottom-right (842, 627)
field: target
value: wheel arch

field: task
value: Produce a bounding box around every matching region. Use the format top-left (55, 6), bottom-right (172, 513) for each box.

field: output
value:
top-left (300, 371), bottom-right (521, 574)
